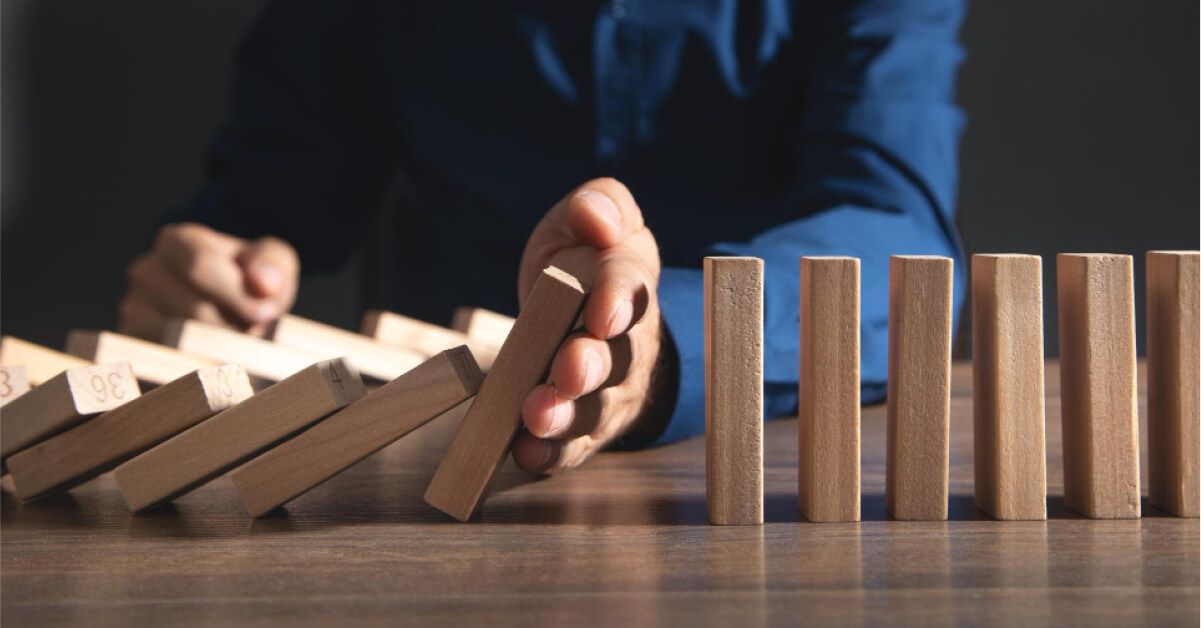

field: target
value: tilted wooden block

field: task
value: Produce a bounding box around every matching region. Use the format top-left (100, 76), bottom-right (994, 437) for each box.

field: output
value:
top-left (362, 309), bottom-right (499, 370)
top-left (886, 255), bottom-right (953, 521)
top-left (798, 257), bottom-right (860, 523)
top-left (8, 365), bottom-right (253, 501)
top-left (232, 347), bottom-right (483, 517)
top-left (0, 365), bottom-right (31, 407)
top-left (972, 254), bottom-right (1047, 520)
top-left (67, 330), bottom-right (219, 386)
top-left (161, 318), bottom-right (323, 383)
top-left (425, 267), bottom-right (588, 521)
top-left (705, 257), bottom-right (764, 526)
top-left (1146, 250), bottom-right (1199, 517)
top-left (113, 359), bottom-right (364, 512)
top-left (1057, 253), bottom-right (1140, 519)
top-left (0, 336), bottom-right (91, 385)
top-left (272, 314), bottom-right (425, 382)
top-left (0, 363), bottom-right (140, 464)
top-left (451, 306), bottom-right (515, 350)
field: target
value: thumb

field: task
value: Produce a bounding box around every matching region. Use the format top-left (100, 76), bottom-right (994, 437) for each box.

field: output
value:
top-left (236, 236), bottom-right (300, 307)
top-left (559, 178), bottom-right (646, 250)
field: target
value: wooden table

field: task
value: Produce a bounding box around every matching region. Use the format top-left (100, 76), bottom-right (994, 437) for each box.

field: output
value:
top-left (2, 361), bottom-right (1197, 626)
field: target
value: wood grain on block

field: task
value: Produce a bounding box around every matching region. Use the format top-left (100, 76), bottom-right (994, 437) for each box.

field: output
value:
top-left (0, 336), bottom-right (90, 385)
top-left (362, 310), bottom-right (499, 370)
top-left (232, 347), bottom-right (483, 517)
top-left (798, 257), bottom-right (860, 523)
top-left (8, 365), bottom-right (253, 501)
top-left (161, 318), bottom-right (322, 383)
top-left (704, 257), bottom-right (764, 526)
top-left (66, 330), bottom-right (219, 386)
top-left (886, 255), bottom-right (953, 521)
top-left (425, 267), bottom-right (588, 521)
top-left (1057, 253), bottom-right (1140, 519)
top-left (0, 366), bottom-right (31, 407)
top-left (272, 314), bottom-right (424, 382)
top-left (971, 254), bottom-right (1047, 520)
top-left (0, 363), bottom-right (140, 463)
top-left (451, 307), bottom-right (516, 350)
top-left (1146, 250), bottom-right (1200, 517)
top-left (113, 359), bottom-right (364, 512)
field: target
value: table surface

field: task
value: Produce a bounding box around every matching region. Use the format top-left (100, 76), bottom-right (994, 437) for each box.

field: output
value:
top-left (2, 361), bottom-right (1197, 626)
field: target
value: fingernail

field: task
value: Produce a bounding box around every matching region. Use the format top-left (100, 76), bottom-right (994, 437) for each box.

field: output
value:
top-left (548, 389), bottom-right (573, 435)
top-left (536, 440), bottom-right (557, 470)
top-left (252, 263), bottom-right (284, 294)
top-left (581, 348), bottom-right (604, 391)
top-left (577, 190), bottom-right (621, 230)
top-left (607, 299), bottom-right (634, 337)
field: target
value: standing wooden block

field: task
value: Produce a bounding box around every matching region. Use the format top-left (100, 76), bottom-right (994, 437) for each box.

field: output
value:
top-left (424, 267), bottom-right (588, 521)
top-left (0, 336), bottom-right (90, 385)
top-left (232, 348), bottom-right (483, 516)
top-left (362, 310), bottom-right (500, 370)
top-left (66, 330), bottom-right (219, 386)
top-left (0, 363), bottom-right (140, 463)
top-left (0, 366), bottom-right (31, 407)
top-left (451, 306), bottom-right (516, 349)
top-left (113, 359), bottom-right (364, 512)
top-left (8, 365), bottom-right (253, 501)
top-left (972, 254), bottom-right (1047, 520)
top-left (798, 257), bottom-right (860, 523)
top-left (271, 315), bottom-right (425, 382)
top-left (704, 256), bottom-right (764, 526)
top-left (1146, 250), bottom-right (1200, 517)
top-left (886, 255), bottom-right (953, 521)
top-left (161, 318), bottom-right (323, 383)
top-left (1057, 253), bottom-right (1140, 519)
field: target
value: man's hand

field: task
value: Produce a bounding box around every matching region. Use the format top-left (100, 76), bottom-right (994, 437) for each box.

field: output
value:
top-left (515, 178), bottom-right (672, 474)
top-left (120, 223), bottom-right (300, 338)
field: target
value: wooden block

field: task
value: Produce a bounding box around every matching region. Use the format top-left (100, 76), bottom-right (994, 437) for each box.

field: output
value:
top-left (0, 363), bottom-right (140, 464)
top-left (1146, 250), bottom-right (1199, 517)
top-left (8, 365), bottom-right (253, 501)
top-left (798, 257), bottom-right (860, 523)
top-left (451, 306), bottom-right (515, 349)
top-left (424, 267), bottom-right (588, 521)
top-left (66, 330), bottom-right (219, 386)
top-left (161, 318), bottom-right (323, 383)
top-left (272, 314), bottom-right (425, 382)
top-left (886, 255), bottom-right (953, 521)
top-left (0, 366), bottom-right (31, 407)
top-left (113, 359), bottom-right (364, 512)
top-left (704, 256), bottom-right (764, 526)
top-left (0, 336), bottom-right (91, 385)
top-left (231, 347), bottom-right (483, 516)
top-left (971, 254), bottom-right (1047, 520)
top-left (362, 309), bottom-right (500, 370)
top-left (1057, 253), bottom-right (1140, 519)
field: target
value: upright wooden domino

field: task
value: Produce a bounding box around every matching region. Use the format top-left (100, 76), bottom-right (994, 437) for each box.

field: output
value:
top-left (424, 267), bottom-right (588, 521)
top-left (8, 365), bottom-right (253, 501)
top-left (886, 255), bottom-right (953, 521)
top-left (451, 306), bottom-right (516, 349)
top-left (798, 257), bottom-right (860, 523)
top-left (113, 359), bottom-right (364, 512)
top-left (161, 318), bottom-right (322, 383)
top-left (1146, 250), bottom-right (1200, 517)
top-left (1057, 253), bottom-right (1140, 519)
top-left (972, 254), bottom-right (1047, 520)
top-left (362, 310), bottom-right (499, 370)
top-left (0, 363), bottom-right (140, 465)
top-left (0, 365), bottom-right (31, 407)
top-left (231, 347), bottom-right (483, 516)
top-left (271, 314), bottom-right (425, 381)
top-left (67, 330), bottom-right (219, 386)
top-left (0, 336), bottom-right (90, 385)
top-left (705, 257), bottom-right (764, 526)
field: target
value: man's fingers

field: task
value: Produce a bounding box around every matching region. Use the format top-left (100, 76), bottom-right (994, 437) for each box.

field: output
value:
top-left (549, 334), bottom-right (614, 399)
top-left (564, 178), bottom-right (645, 249)
top-left (126, 255), bottom-right (233, 327)
top-left (117, 295), bottom-right (170, 340)
top-left (582, 255), bottom-right (653, 339)
top-left (155, 224), bottom-right (278, 325)
top-left (521, 384), bottom-right (575, 439)
top-left (512, 431), bottom-right (596, 475)
top-left (236, 236), bottom-right (300, 305)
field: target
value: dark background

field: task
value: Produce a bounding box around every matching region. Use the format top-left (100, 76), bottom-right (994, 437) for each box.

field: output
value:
top-left (3, 0), bottom-right (1198, 355)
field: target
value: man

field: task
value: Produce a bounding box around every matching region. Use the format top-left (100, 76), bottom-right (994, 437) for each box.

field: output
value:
top-left (120, 0), bottom-right (967, 475)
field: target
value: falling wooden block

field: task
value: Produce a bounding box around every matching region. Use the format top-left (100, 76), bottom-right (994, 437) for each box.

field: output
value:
top-left (451, 306), bottom-right (515, 349)
top-left (113, 359), bottom-right (364, 512)
top-left (231, 347), bottom-right (483, 516)
top-left (704, 256), bottom-right (764, 526)
top-left (362, 309), bottom-right (499, 370)
top-left (0, 366), bottom-right (31, 407)
top-left (0, 336), bottom-right (91, 385)
top-left (798, 257), bottom-right (860, 523)
top-left (271, 314), bottom-right (425, 382)
top-left (0, 363), bottom-right (140, 464)
top-left (66, 330), bottom-right (219, 386)
top-left (886, 255), bottom-right (953, 521)
top-left (8, 365), bottom-right (253, 501)
top-left (1057, 253), bottom-right (1140, 519)
top-left (160, 318), bottom-right (323, 383)
top-left (971, 254), bottom-right (1047, 520)
top-left (1146, 250), bottom-right (1199, 517)
top-left (424, 267), bottom-right (588, 521)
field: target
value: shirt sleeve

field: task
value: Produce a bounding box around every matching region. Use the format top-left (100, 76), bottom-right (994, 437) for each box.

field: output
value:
top-left (165, 0), bottom-right (398, 272)
top-left (653, 0), bottom-right (969, 445)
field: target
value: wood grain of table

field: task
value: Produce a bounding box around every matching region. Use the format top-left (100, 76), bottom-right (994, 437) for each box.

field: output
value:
top-left (1, 361), bottom-right (1196, 626)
